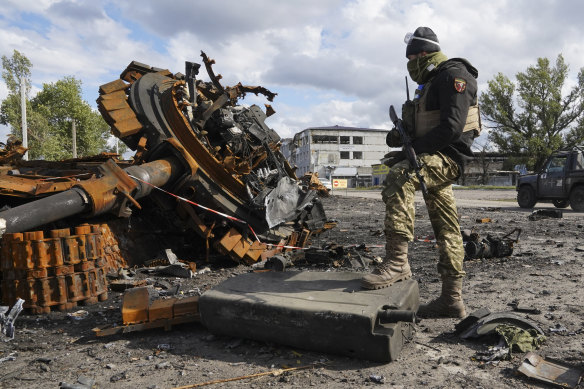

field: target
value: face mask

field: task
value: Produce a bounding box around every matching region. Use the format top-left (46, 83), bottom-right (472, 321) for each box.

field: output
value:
top-left (407, 51), bottom-right (448, 84)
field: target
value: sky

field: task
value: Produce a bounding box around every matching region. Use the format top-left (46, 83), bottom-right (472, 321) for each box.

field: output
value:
top-left (1, 0), bottom-right (584, 150)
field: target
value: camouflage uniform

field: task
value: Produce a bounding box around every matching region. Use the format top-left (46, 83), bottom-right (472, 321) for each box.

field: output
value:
top-left (382, 152), bottom-right (465, 277)
top-left (362, 26), bottom-right (478, 318)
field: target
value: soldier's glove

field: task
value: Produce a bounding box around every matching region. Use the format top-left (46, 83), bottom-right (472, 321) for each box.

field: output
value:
top-left (383, 150), bottom-right (405, 168)
top-left (386, 128), bottom-right (402, 147)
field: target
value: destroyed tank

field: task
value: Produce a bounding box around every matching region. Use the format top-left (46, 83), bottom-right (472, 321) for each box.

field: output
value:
top-left (0, 53), bottom-right (333, 312)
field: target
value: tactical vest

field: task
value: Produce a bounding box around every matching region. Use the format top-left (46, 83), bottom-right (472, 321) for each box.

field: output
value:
top-left (402, 79), bottom-right (481, 139)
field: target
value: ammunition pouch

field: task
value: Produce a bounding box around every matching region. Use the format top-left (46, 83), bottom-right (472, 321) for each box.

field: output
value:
top-left (401, 100), bottom-right (416, 137)
top-left (415, 105), bottom-right (481, 139)
top-left (411, 77), bottom-right (482, 140)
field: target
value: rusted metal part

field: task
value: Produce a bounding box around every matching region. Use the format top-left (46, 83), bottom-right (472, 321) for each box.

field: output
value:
top-left (0, 137), bottom-right (27, 165)
top-left (301, 172), bottom-right (330, 197)
top-left (517, 352), bottom-right (583, 388)
top-left (75, 159), bottom-right (138, 217)
top-left (0, 153), bottom-right (129, 199)
top-left (93, 224), bottom-right (126, 273)
top-left (94, 288), bottom-right (199, 336)
top-left (0, 223), bottom-right (125, 314)
top-left (0, 174), bottom-right (84, 198)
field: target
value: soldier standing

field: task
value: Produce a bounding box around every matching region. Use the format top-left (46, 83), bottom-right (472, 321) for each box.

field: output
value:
top-left (361, 27), bottom-right (480, 318)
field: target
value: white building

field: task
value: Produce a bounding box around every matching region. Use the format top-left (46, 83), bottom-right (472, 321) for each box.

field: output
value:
top-left (282, 125), bottom-right (390, 187)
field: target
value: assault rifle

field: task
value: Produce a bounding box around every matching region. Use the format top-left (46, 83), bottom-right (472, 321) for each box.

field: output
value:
top-left (388, 105), bottom-right (428, 197)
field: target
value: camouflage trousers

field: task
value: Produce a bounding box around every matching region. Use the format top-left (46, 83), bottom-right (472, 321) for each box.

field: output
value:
top-left (381, 152), bottom-right (465, 278)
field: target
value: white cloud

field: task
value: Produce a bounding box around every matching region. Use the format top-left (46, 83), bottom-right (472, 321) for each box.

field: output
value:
top-left (1, 0), bottom-right (584, 145)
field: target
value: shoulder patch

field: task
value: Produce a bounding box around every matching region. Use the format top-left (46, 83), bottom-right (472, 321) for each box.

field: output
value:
top-left (454, 78), bottom-right (467, 93)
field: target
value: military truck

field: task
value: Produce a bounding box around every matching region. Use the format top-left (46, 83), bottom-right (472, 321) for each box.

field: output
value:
top-left (516, 146), bottom-right (584, 211)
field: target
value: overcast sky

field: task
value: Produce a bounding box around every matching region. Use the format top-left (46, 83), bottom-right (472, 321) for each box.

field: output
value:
top-left (2, 0), bottom-right (584, 148)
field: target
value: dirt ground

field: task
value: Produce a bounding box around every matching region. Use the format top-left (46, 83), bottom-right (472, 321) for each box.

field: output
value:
top-left (0, 189), bottom-right (583, 389)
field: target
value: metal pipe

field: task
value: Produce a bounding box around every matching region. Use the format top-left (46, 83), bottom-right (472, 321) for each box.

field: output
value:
top-left (0, 156), bottom-right (184, 235)
top-left (0, 188), bottom-right (88, 234)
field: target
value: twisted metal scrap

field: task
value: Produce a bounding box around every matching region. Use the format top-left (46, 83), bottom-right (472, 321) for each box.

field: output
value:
top-left (200, 51), bottom-right (277, 103)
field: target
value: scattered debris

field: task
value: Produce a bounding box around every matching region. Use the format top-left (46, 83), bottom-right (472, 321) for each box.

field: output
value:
top-left (170, 362), bottom-right (324, 389)
top-left (0, 136), bottom-right (27, 165)
top-left (508, 300), bottom-right (541, 315)
top-left (464, 228), bottom-right (521, 259)
top-left (67, 310), bottom-right (89, 321)
top-left (528, 209), bottom-right (563, 221)
top-left (458, 309), bottom-right (546, 361)
top-left (94, 286), bottom-right (199, 336)
top-left (549, 323), bottom-right (570, 335)
top-left (459, 310), bottom-right (544, 339)
top-left (59, 375), bottom-right (95, 389)
top-left (475, 218), bottom-right (492, 223)
top-left (109, 279), bottom-right (148, 292)
top-left (139, 263), bottom-right (193, 278)
top-left (0, 352), bottom-right (17, 363)
top-left (261, 243), bottom-right (374, 271)
top-left (300, 172), bottom-right (330, 197)
top-left (472, 340), bottom-right (509, 363)
top-left (517, 352), bottom-right (583, 388)
top-left (370, 229), bottom-right (384, 237)
top-left (369, 374), bottom-right (385, 384)
top-left (0, 298), bottom-right (24, 340)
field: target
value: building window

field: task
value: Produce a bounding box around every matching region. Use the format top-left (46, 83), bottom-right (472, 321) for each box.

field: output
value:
top-left (312, 135), bottom-right (338, 144)
top-left (340, 151), bottom-right (350, 159)
top-left (340, 136), bottom-right (350, 144)
top-left (353, 151), bottom-right (362, 159)
top-left (353, 136), bottom-right (363, 144)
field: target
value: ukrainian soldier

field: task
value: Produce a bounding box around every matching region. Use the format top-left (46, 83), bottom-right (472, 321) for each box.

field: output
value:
top-left (361, 27), bottom-right (480, 319)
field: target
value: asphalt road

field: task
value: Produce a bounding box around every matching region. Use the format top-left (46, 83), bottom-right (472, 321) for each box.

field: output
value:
top-left (331, 188), bottom-right (584, 217)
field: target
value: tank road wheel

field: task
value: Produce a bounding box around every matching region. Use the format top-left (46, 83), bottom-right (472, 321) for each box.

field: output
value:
top-left (552, 199), bottom-right (570, 208)
top-left (517, 186), bottom-right (536, 208)
top-left (569, 186), bottom-right (584, 212)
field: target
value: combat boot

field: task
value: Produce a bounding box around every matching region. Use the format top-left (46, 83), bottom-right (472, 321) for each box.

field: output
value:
top-left (417, 276), bottom-right (466, 318)
top-left (361, 236), bottom-right (411, 289)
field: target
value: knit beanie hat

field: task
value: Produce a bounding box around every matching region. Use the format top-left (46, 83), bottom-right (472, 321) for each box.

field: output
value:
top-left (405, 27), bottom-right (440, 57)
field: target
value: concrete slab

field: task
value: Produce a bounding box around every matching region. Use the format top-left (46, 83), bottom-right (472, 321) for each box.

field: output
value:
top-left (199, 271), bottom-right (419, 362)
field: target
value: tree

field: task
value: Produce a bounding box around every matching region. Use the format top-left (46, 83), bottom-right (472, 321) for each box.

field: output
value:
top-left (474, 142), bottom-right (495, 185)
top-left (31, 77), bottom-right (109, 159)
top-left (481, 54), bottom-right (584, 170)
top-left (0, 50), bottom-right (33, 137)
top-left (1, 49), bottom-right (32, 96)
top-left (1, 51), bottom-right (112, 160)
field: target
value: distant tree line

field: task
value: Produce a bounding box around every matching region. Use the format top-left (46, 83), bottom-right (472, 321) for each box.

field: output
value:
top-left (0, 50), bottom-right (121, 160)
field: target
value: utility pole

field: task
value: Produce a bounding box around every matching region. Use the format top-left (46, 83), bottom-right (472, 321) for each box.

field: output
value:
top-left (20, 77), bottom-right (28, 160)
top-left (72, 119), bottom-right (77, 158)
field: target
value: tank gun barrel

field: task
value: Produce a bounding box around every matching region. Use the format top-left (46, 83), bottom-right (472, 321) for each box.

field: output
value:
top-left (0, 156), bottom-right (183, 235)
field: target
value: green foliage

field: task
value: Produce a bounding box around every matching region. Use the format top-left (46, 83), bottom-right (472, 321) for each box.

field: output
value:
top-left (31, 77), bottom-right (109, 159)
top-left (1, 49), bottom-right (32, 96)
top-left (1, 51), bottom-right (112, 160)
top-left (481, 55), bottom-right (584, 170)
